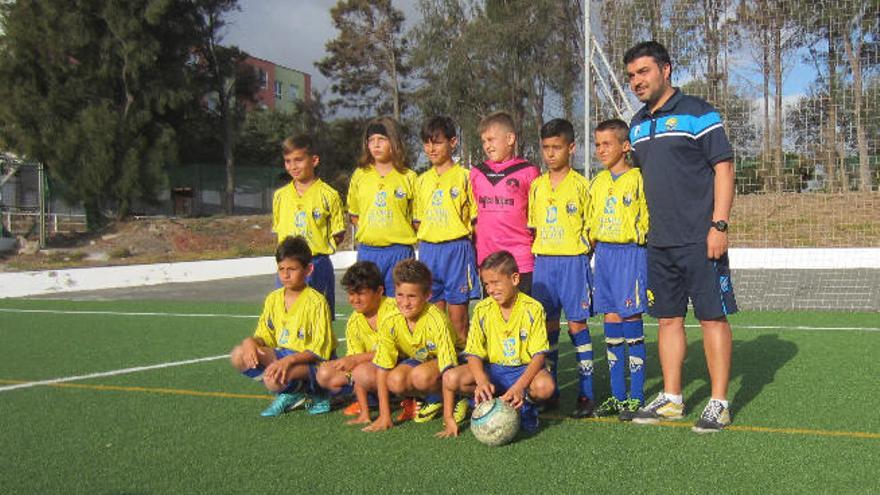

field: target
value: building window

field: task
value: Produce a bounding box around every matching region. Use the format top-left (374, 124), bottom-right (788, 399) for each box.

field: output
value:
top-left (257, 69), bottom-right (268, 89)
top-left (274, 80), bottom-right (282, 99)
top-left (288, 84), bottom-right (299, 100)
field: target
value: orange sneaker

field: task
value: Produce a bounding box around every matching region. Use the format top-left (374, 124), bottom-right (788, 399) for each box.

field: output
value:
top-left (396, 398), bottom-right (420, 422)
top-left (343, 401), bottom-right (362, 416)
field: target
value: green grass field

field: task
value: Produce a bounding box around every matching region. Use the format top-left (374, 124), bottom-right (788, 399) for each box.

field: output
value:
top-left (1, 298), bottom-right (878, 493)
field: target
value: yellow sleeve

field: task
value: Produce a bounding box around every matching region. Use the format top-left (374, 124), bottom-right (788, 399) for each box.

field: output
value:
top-left (432, 315), bottom-right (459, 373)
top-left (303, 295), bottom-right (336, 360)
top-left (345, 319), bottom-right (366, 356)
top-left (467, 172), bottom-right (478, 224)
top-left (527, 181), bottom-right (538, 229)
top-left (253, 295), bottom-right (277, 348)
top-left (372, 316), bottom-right (399, 369)
top-left (525, 304), bottom-right (549, 358)
top-left (413, 174), bottom-right (425, 223)
top-left (464, 307), bottom-right (488, 359)
top-left (636, 174), bottom-right (649, 245)
top-left (586, 176), bottom-right (601, 244)
top-left (271, 188), bottom-right (282, 236)
top-left (346, 168), bottom-right (361, 216)
top-left (579, 179), bottom-right (592, 249)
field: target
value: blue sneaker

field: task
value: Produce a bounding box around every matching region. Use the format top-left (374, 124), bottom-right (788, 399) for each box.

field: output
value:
top-left (306, 395), bottom-right (331, 415)
top-left (260, 392), bottom-right (307, 417)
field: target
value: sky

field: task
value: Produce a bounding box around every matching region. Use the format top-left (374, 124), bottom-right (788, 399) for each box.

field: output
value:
top-left (223, 0), bottom-right (422, 93)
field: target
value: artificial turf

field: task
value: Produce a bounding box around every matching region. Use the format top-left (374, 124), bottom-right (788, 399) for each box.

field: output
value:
top-left (0, 299), bottom-right (877, 493)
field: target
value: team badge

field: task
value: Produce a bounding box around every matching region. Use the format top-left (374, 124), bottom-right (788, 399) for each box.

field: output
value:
top-left (415, 347), bottom-right (428, 360)
top-left (394, 187), bottom-right (406, 199)
top-left (629, 355), bottom-right (644, 374)
top-left (505, 178), bottom-right (520, 192)
top-left (623, 193), bottom-right (633, 206)
top-left (312, 208), bottom-right (322, 220)
top-left (566, 201), bottom-right (578, 214)
top-left (665, 117), bottom-right (678, 131)
top-left (374, 191), bottom-right (387, 207)
top-left (450, 186), bottom-right (461, 199)
top-left (625, 297), bottom-right (633, 308)
top-left (426, 341), bottom-right (437, 352)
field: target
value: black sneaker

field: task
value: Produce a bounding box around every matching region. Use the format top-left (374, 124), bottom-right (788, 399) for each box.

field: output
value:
top-left (570, 396), bottom-right (596, 419)
top-left (691, 400), bottom-right (731, 433)
top-left (617, 398), bottom-right (642, 422)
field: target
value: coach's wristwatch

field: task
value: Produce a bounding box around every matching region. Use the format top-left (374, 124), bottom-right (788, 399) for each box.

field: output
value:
top-left (711, 220), bottom-right (729, 232)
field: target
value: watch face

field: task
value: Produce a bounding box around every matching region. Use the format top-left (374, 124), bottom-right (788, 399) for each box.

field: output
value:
top-left (714, 221), bottom-right (728, 232)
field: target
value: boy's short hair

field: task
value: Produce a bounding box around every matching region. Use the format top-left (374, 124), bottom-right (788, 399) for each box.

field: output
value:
top-left (282, 134), bottom-right (317, 156)
top-left (341, 261), bottom-right (384, 292)
top-left (478, 111), bottom-right (516, 136)
top-left (480, 250), bottom-right (519, 276)
top-left (623, 41), bottom-right (672, 76)
top-left (275, 235), bottom-right (312, 266)
top-left (392, 258), bottom-right (432, 294)
top-left (540, 118), bottom-right (575, 144)
top-left (595, 118), bottom-right (630, 144)
top-left (420, 116), bottom-right (457, 142)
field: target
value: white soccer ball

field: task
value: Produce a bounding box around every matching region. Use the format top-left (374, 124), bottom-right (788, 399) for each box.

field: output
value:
top-left (470, 398), bottom-right (520, 447)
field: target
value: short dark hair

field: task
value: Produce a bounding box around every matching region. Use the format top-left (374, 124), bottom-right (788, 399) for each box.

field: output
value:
top-left (420, 116), bottom-right (457, 142)
top-left (275, 236), bottom-right (312, 266)
top-left (623, 41), bottom-right (672, 75)
top-left (392, 258), bottom-right (432, 294)
top-left (282, 134), bottom-right (317, 156)
top-left (341, 261), bottom-right (384, 292)
top-left (480, 250), bottom-right (519, 276)
top-left (478, 111), bottom-right (516, 135)
top-left (595, 119), bottom-right (630, 144)
top-left (540, 118), bottom-right (575, 144)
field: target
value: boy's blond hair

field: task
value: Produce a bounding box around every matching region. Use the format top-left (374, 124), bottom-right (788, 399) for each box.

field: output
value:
top-left (478, 111), bottom-right (517, 136)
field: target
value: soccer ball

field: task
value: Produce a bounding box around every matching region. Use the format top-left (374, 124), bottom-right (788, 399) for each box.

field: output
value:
top-left (470, 398), bottom-right (520, 447)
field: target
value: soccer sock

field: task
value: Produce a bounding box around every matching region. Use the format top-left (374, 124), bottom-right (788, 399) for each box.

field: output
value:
top-left (424, 393), bottom-right (441, 404)
top-left (603, 321), bottom-right (627, 401)
top-left (547, 329), bottom-right (561, 391)
top-left (622, 319), bottom-right (647, 403)
top-left (664, 393), bottom-right (683, 404)
top-left (569, 328), bottom-right (594, 400)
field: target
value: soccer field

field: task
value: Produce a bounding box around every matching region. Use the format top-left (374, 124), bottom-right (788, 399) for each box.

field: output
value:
top-left (1, 298), bottom-right (878, 493)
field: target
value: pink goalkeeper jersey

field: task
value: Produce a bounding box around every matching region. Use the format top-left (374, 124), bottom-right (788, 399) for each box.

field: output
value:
top-left (470, 157), bottom-right (540, 273)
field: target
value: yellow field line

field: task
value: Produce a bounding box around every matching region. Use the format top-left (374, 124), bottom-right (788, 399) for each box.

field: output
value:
top-left (3, 378), bottom-right (878, 440)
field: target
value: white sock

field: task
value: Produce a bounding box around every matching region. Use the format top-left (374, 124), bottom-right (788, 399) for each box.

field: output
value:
top-left (711, 398), bottom-right (729, 408)
top-left (664, 393), bottom-right (683, 404)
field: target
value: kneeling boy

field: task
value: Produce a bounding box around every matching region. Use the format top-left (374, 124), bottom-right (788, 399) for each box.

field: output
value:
top-left (362, 259), bottom-right (459, 433)
top-left (230, 236), bottom-right (337, 416)
top-left (439, 250), bottom-right (555, 437)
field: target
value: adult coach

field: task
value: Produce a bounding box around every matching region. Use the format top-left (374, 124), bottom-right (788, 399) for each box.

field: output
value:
top-left (623, 41), bottom-right (738, 433)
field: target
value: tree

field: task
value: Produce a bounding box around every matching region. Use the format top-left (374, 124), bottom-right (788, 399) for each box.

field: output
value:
top-left (0, 0), bottom-right (195, 229)
top-left (317, 0), bottom-right (408, 120)
top-left (189, 0), bottom-right (259, 214)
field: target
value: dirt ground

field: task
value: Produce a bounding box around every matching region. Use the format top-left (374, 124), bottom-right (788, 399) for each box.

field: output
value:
top-left (1, 192), bottom-right (877, 272)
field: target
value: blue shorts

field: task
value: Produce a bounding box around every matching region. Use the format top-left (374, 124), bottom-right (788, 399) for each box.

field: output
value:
top-left (593, 243), bottom-right (648, 318)
top-left (647, 243), bottom-right (738, 320)
top-left (486, 363), bottom-right (526, 394)
top-left (241, 349), bottom-right (323, 392)
top-left (418, 238), bottom-right (481, 304)
top-left (274, 254), bottom-right (336, 318)
top-left (532, 254), bottom-right (593, 322)
top-left (357, 244), bottom-right (415, 297)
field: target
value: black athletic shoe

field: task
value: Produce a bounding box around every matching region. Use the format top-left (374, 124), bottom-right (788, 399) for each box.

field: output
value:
top-left (570, 396), bottom-right (596, 419)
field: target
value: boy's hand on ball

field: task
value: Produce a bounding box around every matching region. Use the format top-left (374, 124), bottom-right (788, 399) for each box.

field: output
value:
top-left (501, 386), bottom-right (525, 409)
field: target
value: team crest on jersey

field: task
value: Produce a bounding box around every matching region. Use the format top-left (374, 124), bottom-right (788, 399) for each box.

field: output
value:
top-left (431, 189), bottom-right (443, 206)
top-left (505, 177), bottom-right (520, 191)
top-left (414, 347), bottom-right (428, 360)
top-left (665, 117), bottom-right (678, 131)
top-left (312, 208), bottom-right (322, 220)
top-left (426, 341), bottom-right (437, 352)
top-left (374, 191), bottom-right (388, 207)
top-left (623, 193), bottom-right (633, 207)
top-left (295, 211), bottom-right (307, 229)
top-left (566, 201), bottom-right (578, 215)
top-left (545, 205), bottom-right (558, 224)
top-left (394, 187), bottom-right (406, 199)
top-left (450, 186), bottom-right (461, 199)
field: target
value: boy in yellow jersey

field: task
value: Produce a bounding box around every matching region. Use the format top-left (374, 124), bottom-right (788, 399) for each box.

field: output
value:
top-left (230, 236), bottom-right (337, 417)
top-left (315, 261), bottom-right (398, 424)
top-left (414, 116), bottom-right (481, 345)
top-left (439, 251), bottom-right (554, 437)
top-left (347, 117), bottom-right (417, 296)
top-left (528, 118), bottom-right (596, 418)
top-left (273, 134), bottom-right (345, 316)
top-left (362, 259), bottom-right (459, 433)
top-left (587, 119), bottom-right (650, 420)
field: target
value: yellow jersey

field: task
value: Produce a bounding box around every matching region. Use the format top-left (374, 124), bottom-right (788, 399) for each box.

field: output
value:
top-left (528, 169), bottom-right (591, 255)
top-left (253, 286), bottom-right (337, 360)
top-left (372, 303), bottom-right (458, 373)
top-left (272, 179), bottom-right (345, 254)
top-left (414, 164), bottom-right (474, 242)
top-left (587, 168), bottom-right (649, 245)
top-left (344, 297), bottom-right (398, 356)
top-left (346, 165), bottom-right (417, 246)
top-left (465, 292), bottom-right (549, 366)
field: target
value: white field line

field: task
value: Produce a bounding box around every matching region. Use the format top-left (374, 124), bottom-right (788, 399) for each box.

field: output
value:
top-left (0, 354), bottom-right (229, 393)
top-left (1, 308), bottom-right (875, 332)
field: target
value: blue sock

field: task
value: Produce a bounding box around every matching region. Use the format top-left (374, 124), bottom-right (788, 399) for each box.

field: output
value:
top-left (622, 319), bottom-right (646, 402)
top-left (280, 380), bottom-right (301, 394)
top-left (547, 330), bottom-right (561, 397)
top-left (604, 322), bottom-right (627, 401)
top-left (569, 328), bottom-right (594, 400)
top-left (424, 393), bottom-right (441, 404)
